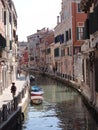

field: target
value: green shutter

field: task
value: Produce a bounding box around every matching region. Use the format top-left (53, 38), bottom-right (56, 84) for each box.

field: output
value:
top-left (76, 27), bottom-right (79, 40)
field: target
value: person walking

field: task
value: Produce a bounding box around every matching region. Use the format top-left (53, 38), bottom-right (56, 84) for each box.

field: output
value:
top-left (11, 82), bottom-right (17, 98)
top-left (17, 69), bottom-right (21, 78)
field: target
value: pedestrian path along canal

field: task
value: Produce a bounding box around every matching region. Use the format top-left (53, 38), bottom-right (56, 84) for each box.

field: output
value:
top-left (22, 75), bottom-right (98, 130)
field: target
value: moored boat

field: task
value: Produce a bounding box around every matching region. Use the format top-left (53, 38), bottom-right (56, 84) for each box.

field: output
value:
top-left (31, 96), bottom-right (44, 105)
top-left (31, 85), bottom-right (42, 91)
top-left (30, 75), bottom-right (35, 82)
top-left (30, 85), bottom-right (44, 105)
top-left (31, 85), bottom-right (44, 96)
top-left (31, 91), bottom-right (44, 96)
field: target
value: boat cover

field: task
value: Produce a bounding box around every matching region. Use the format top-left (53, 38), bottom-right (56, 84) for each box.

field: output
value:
top-left (31, 85), bottom-right (42, 92)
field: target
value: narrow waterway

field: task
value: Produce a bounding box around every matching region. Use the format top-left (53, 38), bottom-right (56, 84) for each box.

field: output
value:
top-left (22, 74), bottom-right (98, 130)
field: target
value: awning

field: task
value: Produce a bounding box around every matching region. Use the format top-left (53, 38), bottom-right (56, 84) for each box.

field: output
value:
top-left (0, 34), bottom-right (6, 48)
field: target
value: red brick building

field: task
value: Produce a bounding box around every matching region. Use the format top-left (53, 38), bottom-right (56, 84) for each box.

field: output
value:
top-left (72, 2), bottom-right (87, 53)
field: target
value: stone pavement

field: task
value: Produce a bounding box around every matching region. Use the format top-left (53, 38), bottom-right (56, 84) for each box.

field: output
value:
top-left (0, 74), bottom-right (27, 109)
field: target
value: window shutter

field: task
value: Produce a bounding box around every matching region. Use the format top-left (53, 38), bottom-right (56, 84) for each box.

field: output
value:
top-left (76, 27), bottom-right (79, 40)
top-left (4, 11), bottom-right (6, 25)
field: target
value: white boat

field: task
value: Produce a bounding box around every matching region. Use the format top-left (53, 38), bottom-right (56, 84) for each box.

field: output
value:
top-left (31, 91), bottom-right (44, 96)
top-left (31, 96), bottom-right (44, 105)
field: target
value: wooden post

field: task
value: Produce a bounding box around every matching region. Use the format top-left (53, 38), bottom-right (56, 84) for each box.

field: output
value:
top-left (14, 97), bottom-right (18, 110)
top-left (2, 104), bottom-right (7, 121)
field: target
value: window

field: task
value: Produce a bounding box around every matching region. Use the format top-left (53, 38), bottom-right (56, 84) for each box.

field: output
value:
top-left (9, 12), bottom-right (11, 23)
top-left (65, 31), bottom-right (68, 42)
top-left (67, 47), bottom-right (69, 55)
top-left (4, 11), bottom-right (6, 25)
top-left (55, 34), bottom-right (64, 44)
top-left (46, 48), bottom-right (51, 54)
top-left (61, 48), bottom-right (65, 56)
top-left (69, 29), bottom-right (71, 40)
top-left (76, 27), bottom-right (84, 40)
top-left (77, 3), bottom-right (82, 13)
top-left (54, 48), bottom-right (59, 57)
top-left (65, 29), bottom-right (71, 42)
top-left (74, 47), bottom-right (81, 54)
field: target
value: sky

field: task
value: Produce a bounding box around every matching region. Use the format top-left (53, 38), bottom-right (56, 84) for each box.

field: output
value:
top-left (13, 0), bottom-right (61, 41)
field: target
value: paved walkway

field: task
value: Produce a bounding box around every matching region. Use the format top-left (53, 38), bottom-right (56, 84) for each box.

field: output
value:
top-left (0, 75), bottom-right (27, 109)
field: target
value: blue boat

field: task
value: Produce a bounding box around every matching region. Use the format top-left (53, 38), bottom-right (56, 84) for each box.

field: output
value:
top-left (31, 85), bottom-right (42, 92)
top-left (31, 85), bottom-right (44, 96)
top-left (30, 86), bottom-right (44, 105)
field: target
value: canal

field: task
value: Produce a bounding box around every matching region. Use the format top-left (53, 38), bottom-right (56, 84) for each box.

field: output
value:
top-left (22, 74), bottom-right (98, 130)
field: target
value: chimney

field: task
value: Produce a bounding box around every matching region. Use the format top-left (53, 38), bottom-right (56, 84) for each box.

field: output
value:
top-left (57, 16), bottom-right (59, 24)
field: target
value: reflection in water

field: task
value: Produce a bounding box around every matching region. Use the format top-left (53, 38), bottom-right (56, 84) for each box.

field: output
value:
top-left (22, 75), bottom-right (98, 130)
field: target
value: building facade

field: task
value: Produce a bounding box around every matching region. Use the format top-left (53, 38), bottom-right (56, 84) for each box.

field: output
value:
top-left (54, 0), bottom-right (87, 80)
top-left (27, 28), bottom-right (54, 71)
top-left (80, 0), bottom-right (98, 107)
top-left (0, 0), bottom-right (18, 94)
top-left (0, 0), bottom-right (6, 94)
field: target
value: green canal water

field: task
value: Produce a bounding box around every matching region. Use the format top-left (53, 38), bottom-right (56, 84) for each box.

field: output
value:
top-left (21, 75), bottom-right (98, 130)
